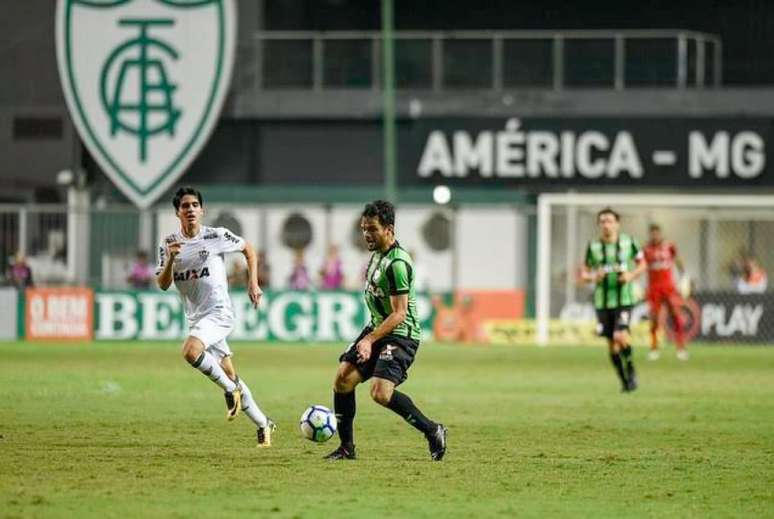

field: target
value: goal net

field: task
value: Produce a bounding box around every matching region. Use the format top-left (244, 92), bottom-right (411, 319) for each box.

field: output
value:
top-left (536, 193), bottom-right (774, 347)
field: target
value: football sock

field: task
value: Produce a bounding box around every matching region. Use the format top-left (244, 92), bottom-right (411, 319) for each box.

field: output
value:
top-left (334, 391), bottom-right (356, 448)
top-left (189, 351), bottom-right (237, 392)
top-left (386, 390), bottom-right (436, 435)
top-left (609, 351), bottom-right (629, 386)
top-left (621, 345), bottom-right (636, 379)
top-left (238, 378), bottom-right (268, 428)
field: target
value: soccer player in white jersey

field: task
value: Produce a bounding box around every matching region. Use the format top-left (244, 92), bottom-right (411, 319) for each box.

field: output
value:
top-left (156, 186), bottom-right (275, 447)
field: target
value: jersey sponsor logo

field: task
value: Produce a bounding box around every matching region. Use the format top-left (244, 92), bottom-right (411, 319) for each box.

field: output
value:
top-left (203, 232), bottom-right (218, 240)
top-left (56, 0), bottom-right (237, 209)
top-left (379, 344), bottom-right (397, 361)
top-left (174, 267), bottom-right (210, 281)
top-left (223, 231), bottom-right (240, 244)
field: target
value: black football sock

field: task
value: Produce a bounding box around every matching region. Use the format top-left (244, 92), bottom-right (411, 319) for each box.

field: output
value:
top-left (334, 391), bottom-right (356, 448)
top-left (386, 390), bottom-right (436, 435)
top-left (609, 352), bottom-right (629, 387)
top-left (621, 345), bottom-right (636, 379)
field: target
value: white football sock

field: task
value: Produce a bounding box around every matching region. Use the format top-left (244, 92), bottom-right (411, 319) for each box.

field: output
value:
top-left (238, 379), bottom-right (269, 428)
top-left (191, 351), bottom-right (237, 392)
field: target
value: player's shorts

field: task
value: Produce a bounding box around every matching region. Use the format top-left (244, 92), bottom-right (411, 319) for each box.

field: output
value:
top-left (647, 284), bottom-right (681, 309)
top-left (595, 306), bottom-right (633, 340)
top-left (339, 326), bottom-right (419, 386)
top-left (188, 313), bottom-right (234, 360)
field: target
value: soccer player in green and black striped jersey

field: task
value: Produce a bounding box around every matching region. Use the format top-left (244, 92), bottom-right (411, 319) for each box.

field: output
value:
top-left (325, 200), bottom-right (447, 461)
top-left (580, 207), bottom-right (646, 392)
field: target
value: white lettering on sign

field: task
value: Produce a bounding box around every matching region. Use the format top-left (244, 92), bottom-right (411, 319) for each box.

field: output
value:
top-left (418, 119), bottom-right (643, 180)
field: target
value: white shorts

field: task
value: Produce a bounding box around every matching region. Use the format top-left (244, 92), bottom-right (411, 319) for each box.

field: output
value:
top-left (188, 314), bottom-right (234, 360)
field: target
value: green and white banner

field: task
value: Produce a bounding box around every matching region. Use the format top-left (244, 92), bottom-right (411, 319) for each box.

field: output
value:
top-left (95, 290), bottom-right (435, 342)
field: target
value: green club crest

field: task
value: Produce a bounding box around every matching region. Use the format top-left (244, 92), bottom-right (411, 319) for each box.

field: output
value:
top-left (56, 0), bottom-right (236, 209)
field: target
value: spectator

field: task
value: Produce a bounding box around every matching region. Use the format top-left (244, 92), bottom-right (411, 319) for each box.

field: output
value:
top-left (228, 259), bottom-right (248, 289)
top-left (288, 248), bottom-right (311, 290)
top-left (257, 250), bottom-right (271, 289)
top-left (127, 250), bottom-right (154, 289)
top-left (736, 257), bottom-right (768, 294)
top-left (319, 244), bottom-right (344, 290)
top-left (7, 251), bottom-right (34, 289)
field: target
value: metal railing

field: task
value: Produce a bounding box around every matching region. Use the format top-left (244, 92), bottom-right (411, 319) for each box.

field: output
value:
top-left (237, 29), bottom-right (722, 92)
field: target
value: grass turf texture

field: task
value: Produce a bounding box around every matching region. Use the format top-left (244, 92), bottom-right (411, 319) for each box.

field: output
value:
top-left (1, 342), bottom-right (773, 518)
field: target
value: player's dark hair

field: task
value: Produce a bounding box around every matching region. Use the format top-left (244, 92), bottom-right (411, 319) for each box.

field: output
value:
top-left (172, 186), bottom-right (203, 210)
top-left (597, 207), bottom-right (620, 222)
top-left (362, 200), bottom-right (395, 228)
top-left (649, 223), bottom-right (661, 232)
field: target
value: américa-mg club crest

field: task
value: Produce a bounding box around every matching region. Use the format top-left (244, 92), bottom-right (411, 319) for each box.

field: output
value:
top-left (56, 0), bottom-right (236, 208)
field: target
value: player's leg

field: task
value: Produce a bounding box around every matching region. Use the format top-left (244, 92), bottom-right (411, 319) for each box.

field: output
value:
top-left (325, 361), bottom-right (363, 460)
top-left (370, 340), bottom-right (447, 461)
top-left (665, 292), bottom-right (689, 360)
top-left (219, 353), bottom-right (275, 446)
top-left (182, 336), bottom-right (238, 393)
top-left (648, 292), bottom-right (662, 360)
top-left (613, 307), bottom-right (637, 391)
top-left (600, 310), bottom-right (628, 391)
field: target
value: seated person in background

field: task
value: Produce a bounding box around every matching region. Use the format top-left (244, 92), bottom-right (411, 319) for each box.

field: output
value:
top-left (319, 245), bottom-right (344, 290)
top-left (257, 250), bottom-right (271, 289)
top-left (288, 249), bottom-right (311, 290)
top-left (736, 257), bottom-right (768, 294)
top-left (127, 250), bottom-right (154, 289)
top-left (228, 259), bottom-right (248, 289)
top-left (7, 252), bottom-right (34, 289)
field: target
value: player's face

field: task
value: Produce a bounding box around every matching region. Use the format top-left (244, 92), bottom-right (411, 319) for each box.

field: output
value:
top-left (361, 216), bottom-right (392, 251)
top-left (597, 213), bottom-right (619, 238)
top-left (176, 195), bottom-right (203, 228)
top-left (649, 228), bottom-right (662, 243)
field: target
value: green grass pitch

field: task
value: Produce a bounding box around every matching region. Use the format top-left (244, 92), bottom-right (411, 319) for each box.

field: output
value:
top-left (1, 342), bottom-right (773, 518)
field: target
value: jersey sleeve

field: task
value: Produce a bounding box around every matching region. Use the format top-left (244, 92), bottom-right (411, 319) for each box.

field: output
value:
top-left (631, 238), bottom-right (644, 261)
top-left (215, 227), bottom-right (246, 254)
top-left (155, 238), bottom-right (168, 276)
top-left (386, 259), bottom-right (411, 295)
top-left (584, 243), bottom-right (594, 268)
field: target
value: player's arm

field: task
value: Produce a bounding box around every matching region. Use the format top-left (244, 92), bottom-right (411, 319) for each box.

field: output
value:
top-left (579, 244), bottom-right (604, 284)
top-left (156, 241), bottom-right (181, 291)
top-left (241, 241), bottom-right (263, 308)
top-left (356, 293), bottom-right (408, 363)
top-left (619, 247), bottom-right (646, 283)
top-left (672, 243), bottom-right (685, 274)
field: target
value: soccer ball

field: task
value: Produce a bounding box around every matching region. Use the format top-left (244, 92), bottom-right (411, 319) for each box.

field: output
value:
top-left (299, 405), bottom-right (337, 443)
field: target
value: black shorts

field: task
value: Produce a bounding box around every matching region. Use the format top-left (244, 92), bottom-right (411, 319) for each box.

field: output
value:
top-left (339, 327), bottom-right (419, 386)
top-left (595, 306), bottom-right (633, 340)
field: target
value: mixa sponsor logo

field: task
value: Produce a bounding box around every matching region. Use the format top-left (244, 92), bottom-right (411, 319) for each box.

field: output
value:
top-left (203, 232), bottom-right (218, 240)
top-left (174, 267), bottom-right (210, 281)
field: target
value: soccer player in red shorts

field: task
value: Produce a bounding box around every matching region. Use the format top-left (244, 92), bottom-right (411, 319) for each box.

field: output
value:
top-left (643, 224), bottom-right (689, 361)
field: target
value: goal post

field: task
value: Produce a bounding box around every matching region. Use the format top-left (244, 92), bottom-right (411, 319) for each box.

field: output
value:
top-left (536, 193), bottom-right (774, 346)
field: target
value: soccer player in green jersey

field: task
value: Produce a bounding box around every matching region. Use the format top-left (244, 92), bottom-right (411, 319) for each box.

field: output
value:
top-left (325, 200), bottom-right (447, 461)
top-left (580, 208), bottom-right (646, 392)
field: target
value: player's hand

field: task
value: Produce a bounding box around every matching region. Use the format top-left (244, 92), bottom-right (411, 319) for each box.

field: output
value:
top-left (356, 337), bottom-right (373, 363)
top-left (247, 281), bottom-right (263, 309)
top-left (618, 271), bottom-right (634, 283)
top-left (166, 241), bottom-right (182, 260)
top-left (594, 270), bottom-right (607, 283)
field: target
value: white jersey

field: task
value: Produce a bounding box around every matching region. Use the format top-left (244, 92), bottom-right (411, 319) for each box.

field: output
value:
top-left (156, 226), bottom-right (245, 324)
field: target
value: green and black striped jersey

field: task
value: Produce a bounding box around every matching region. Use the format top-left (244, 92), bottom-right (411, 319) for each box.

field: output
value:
top-left (585, 233), bottom-right (643, 310)
top-left (364, 241), bottom-right (421, 341)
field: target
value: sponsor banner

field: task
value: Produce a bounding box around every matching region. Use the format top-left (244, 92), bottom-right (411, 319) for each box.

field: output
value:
top-left (94, 290), bottom-right (435, 342)
top-left (26, 287), bottom-right (94, 341)
top-left (484, 319), bottom-right (653, 346)
top-left (432, 290), bottom-right (524, 343)
top-left (690, 292), bottom-right (770, 343)
top-left (405, 117), bottom-right (771, 188)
